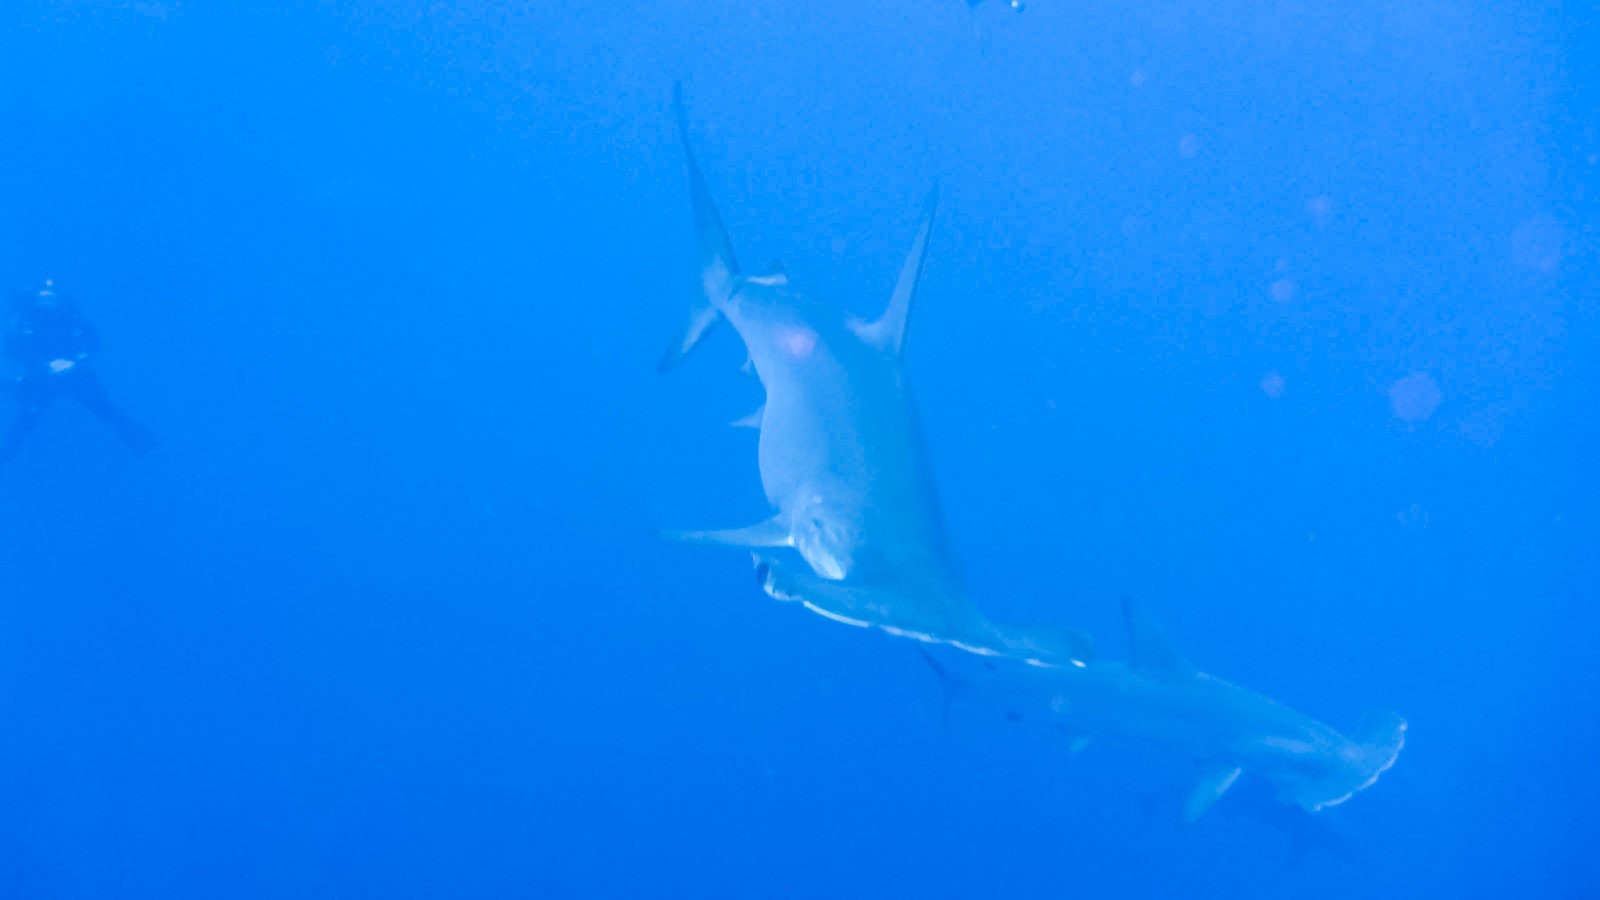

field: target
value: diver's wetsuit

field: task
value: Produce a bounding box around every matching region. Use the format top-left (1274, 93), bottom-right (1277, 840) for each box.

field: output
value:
top-left (0, 291), bottom-right (151, 465)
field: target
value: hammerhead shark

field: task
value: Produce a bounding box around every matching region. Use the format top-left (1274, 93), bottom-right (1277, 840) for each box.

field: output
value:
top-left (921, 598), bottom-right (1406, 821)
top-left (659, 84), bottom-right (1089, 667)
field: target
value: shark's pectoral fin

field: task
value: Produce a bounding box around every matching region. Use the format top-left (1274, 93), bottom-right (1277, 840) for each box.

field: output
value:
top-left (730, 405), bottom-right (764, 429)
top-left (661, 515), bottom-right (791, 549)
top-left (658, 301), bottom-right (721, 372)
top-left (1184, 764), bottom-right (1243, 823)
top-left (851, 184), bottom-right (938, 355)
top-left (915, 646), bottom-right (968, 731)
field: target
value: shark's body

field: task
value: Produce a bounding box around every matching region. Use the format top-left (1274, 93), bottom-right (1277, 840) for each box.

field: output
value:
top-left (677, 249), bottom-right (951, 590)
top-left (662, 85), bottom-right (1087, 666)
top-left (925, 598), bottom-right (1406, 820)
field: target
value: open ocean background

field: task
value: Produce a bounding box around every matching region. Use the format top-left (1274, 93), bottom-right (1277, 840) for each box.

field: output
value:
top-left (0, 1), bottom-right (1591, 897)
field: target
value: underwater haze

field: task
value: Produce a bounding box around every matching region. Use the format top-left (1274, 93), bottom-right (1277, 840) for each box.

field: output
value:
top-left (0, 1), bottom-right (1591, 897)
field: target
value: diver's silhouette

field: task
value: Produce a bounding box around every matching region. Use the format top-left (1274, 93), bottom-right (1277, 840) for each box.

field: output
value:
top-left (0, 281), bottom-right (152, 465)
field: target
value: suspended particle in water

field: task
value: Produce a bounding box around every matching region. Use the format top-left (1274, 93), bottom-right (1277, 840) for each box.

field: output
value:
top-left (1305, 195), bottom-right (1333, 228)
top-left (1511, 215), bottom-right (1564, 275)
top-left (1389, 371), bottom-right (1442, 422)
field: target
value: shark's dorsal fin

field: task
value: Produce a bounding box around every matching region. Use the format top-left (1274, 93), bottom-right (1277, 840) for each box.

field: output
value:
top-left (851, 184), bottom-right (939, 355)
top-left (661, 82), bottom-right (741, 372)
top-left (1122, 596), bottom-right (1196, 676)
top-left (1184, 763), bottom-right (1243, 823)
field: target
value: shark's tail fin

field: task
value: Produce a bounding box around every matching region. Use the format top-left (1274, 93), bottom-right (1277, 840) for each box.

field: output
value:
top-left (660, 82), bottom-right (742, 372)
top-left (1289, 711), bottom-right (1408, 812)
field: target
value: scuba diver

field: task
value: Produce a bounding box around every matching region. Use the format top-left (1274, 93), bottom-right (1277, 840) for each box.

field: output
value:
top-left (0, 280), bottom-right (152, 466)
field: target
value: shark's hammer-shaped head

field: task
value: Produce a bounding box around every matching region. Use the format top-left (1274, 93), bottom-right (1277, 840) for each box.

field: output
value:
top-left (1269, 712), bottom-right (1409, 813)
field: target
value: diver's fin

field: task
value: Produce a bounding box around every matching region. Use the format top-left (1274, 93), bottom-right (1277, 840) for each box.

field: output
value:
top-left (1184, 763), bottom-right (1243, 823)
top-left (661, 82), bottom-right (742, 372)
top-left (1122, 596), bottom-right (1196, 676)
top-left (730, 405), bottom-right (764, 429)
top-left (660, 515), bottom-right (791, 549)
top-left (851, 184), bottom-right (938, 355)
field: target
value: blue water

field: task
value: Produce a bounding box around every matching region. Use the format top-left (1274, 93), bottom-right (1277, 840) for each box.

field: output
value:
top-left (0, 2), bottom-right (1590, 897)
